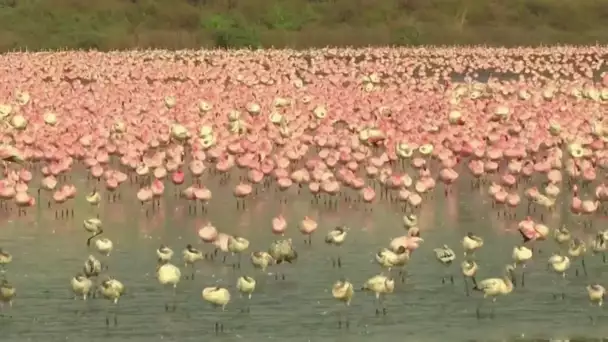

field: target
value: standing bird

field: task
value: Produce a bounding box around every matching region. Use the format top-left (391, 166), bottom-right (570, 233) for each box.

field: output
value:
top-left (325, 226), bottom-right (348, 268)
top-left (182, 244), bottom-right (203, 280)
top-left (202, 286), bottom-right (231, 333)
top-left (299, 216), bottom-right (318, 245)
top-left (236, 276), bottom-right (256, 312)
top-left (98, 278), bottom-right (125, 326)
top-left (586, 284), bottom-right (606, 324)
top-left (434, 244), bottom-right (456, 284)
top-left (83, 218), bottom-right (103, 246)
top-left (95, 238), bottom-right (113, 257)
top-left (227, 235), bottom-right (250, 268)
top-left (548, 254), bottom-right (571, 299)
top-left (250, 251), bottom-right (274, 272)
top-left (83, 255), bottom-right (103, 278)
top-left (548, 254), bottom-right (571, 277)
top-left (461, 260), bottom-right (479, 296)
top-left (402, 214), bottom-right (418, 229)
top-left (587, 284), bottom-right (606, 307)
top-left (157, 260), bottom-right (181, 312)
top-left (0, 279), bottom-right (16, 309)
top-left (568, 238), bottom-right (587, 276)
top-left (376, 246), bottom-right (409, 274)
top-left (268, 239), bottom-right (298, 280)
top-left (361, 274), bottom-right (395, 315)
top-left (332, 279), bottom-right (354, 328)
top-left (0, 248), bottom-right (12, 276)
top-left (157, 245), bottom-right (174, 262)
top-left (462, 232), bottom-right (484, 257)
top-left (553, 225), bottom-right (571, 246)
top-left (473, 265), bottom-right (515, 319)
top-left (512, 245), bottom-right (533, 286)
top-left (71, 273), bottom-right (94, 300)
top-left (86, 190), bottom-right (102, 206)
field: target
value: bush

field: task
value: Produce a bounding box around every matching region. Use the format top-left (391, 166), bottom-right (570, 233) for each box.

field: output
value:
top-left (0, 0), bottom-right (607, 50)
top-left (202, 14), bottom-right (261, 49)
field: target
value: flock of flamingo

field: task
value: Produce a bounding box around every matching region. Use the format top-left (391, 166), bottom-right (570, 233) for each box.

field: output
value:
top-left (1, 46), bottom-right (608, 333)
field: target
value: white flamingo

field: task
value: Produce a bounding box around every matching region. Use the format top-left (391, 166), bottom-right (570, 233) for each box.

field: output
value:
top-left (182, 244), bottom-right (203, 280)
top-left (434, 244), bottom-right (456, 284)
top-left (236, 276), bottom-right (256, 312)
top-left (332, 279), bottom-right (354, 328)
top-left (325, 226), bottom-right (348, 268)
top-left (71, 273), bottom-right (93, 300)
top-left (361, 274), bottom-right (395, 316)
top-left (157, 260), bottom-right (181, 312)
top-left (202, 286), bottom-right (231, 333)
top-left (98, 277), bottom-right (125, 327)
top-left (83, 218), bottom-right (103, 246)
top-left (473, 265), bottom-right (515, 319)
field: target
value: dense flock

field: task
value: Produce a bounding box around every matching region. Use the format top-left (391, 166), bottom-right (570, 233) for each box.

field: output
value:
top-left (0, 46), bottom-right (608, 332)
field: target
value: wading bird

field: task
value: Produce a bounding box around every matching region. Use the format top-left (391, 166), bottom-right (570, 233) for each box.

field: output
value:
top-left (0, 248), bottom-right (12, 277)
top-left (402, 214), bottom-right (418, 229)
top-left (83, 218), bottom-right (103, 246)
top-left (325, 226), bottom-right (348, 268)
top-left (98, 277), bottom-right (125, 326)
top-left (202, 286), bottom-right (231, 333)
top-left (434, 244), bottom-right (456, 284)
top-left (0, 279), bottom-right (16, 310)
top-left (548, 254), bottom-right (571, 299)
top-left (461, 260), bottom-right (478, 296)
top-left (362, 274), bottom-right (395, 316)
top-left (182, 244), bottom-right (203, 280)
top-left (250, 251), bottom-right (274, 272)
top-left (462, 232), bottom-right (484, 257)
top-left (473, 265), bottom-right (515, 319)
top-left (95, 238), bottom-right (113, 257)
top-left (567, 238), bottom-right (587, 276)
top-left (586, 284), bottom-right (606, 324)
top-left (83, 255), bottom-right (103, 278)
top-left (227, 235), bottom-right (250, 268)
top-left (86, 190), bottom-right (101, 206)
top-left (236, 276), bottom-right (256, 312)
top-left (376, 246), bottom-right (409, 274)
top-left (268, 239), bottom-right (298, 280)
top-left (332, 279), bottom-right (354, 328)
top-left (512, 245), bottom-right (532, 286)
top-left (157, 245), bottom-right (174, 262)
top-left (71, 273), bottom-right (93, 300)
top-left (157, 260), bottom-right (181, 312)
top-left (553, 225), bottom-right (571, 246)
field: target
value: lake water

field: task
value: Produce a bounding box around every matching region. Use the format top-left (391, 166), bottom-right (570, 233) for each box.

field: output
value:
top-left (1, 166), bottom-right (608, 342)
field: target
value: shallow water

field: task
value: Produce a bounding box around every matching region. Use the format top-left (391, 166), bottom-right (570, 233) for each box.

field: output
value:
top-left (1, 172), bottom-right (608, 342)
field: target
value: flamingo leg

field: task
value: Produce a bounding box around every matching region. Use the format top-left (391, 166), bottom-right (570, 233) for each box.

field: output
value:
top-left (582, 257), bottom-right (588, 276)
top-left (172, 285), bottom-right (177, 312)
top-left (113, 303), bottom-right (119, 326)
top-left (476, 297), bottom-right (485, 319)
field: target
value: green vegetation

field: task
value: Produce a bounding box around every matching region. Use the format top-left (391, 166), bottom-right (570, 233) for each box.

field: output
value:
top-left (0, 0), bottom-right (607, 51)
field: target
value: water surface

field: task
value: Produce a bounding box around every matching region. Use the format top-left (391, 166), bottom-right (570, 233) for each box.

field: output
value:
top-left (1, 173), bottom-right (607, 342)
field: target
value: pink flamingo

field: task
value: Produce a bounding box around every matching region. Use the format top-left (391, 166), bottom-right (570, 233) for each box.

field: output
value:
top-left (299, 216), bottom-right (318, 244)
top-left (272, 214), bottom-right (287, 236)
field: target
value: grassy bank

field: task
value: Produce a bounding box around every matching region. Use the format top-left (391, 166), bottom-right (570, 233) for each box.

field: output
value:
top-left (0, 0), bottom-right (607, 51)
